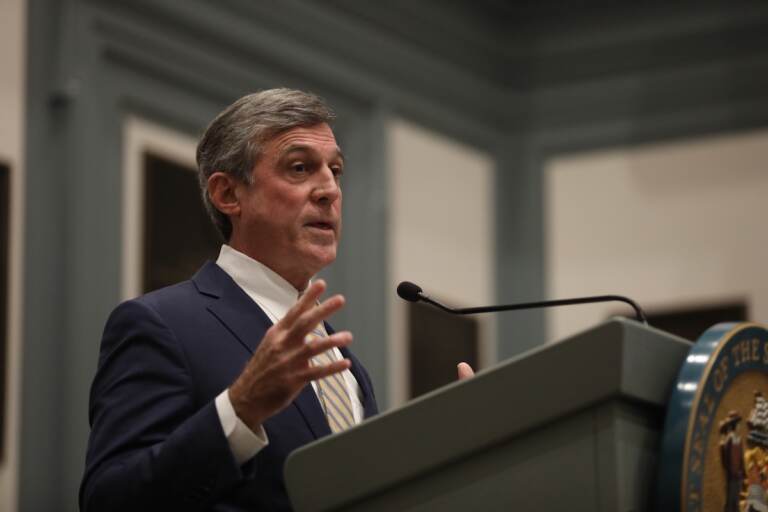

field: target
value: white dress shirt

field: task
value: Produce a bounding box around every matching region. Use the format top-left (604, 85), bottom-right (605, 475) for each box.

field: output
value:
top-left (214, 244), bottom-right (363, 465)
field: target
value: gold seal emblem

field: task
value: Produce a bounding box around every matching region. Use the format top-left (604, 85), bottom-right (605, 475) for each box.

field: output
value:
top-left (670, 324), bottom-right (768, 512)
top-left (713, 390), bottom-right (768, 512)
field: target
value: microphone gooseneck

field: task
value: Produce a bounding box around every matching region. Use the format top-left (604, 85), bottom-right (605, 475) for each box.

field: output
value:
top-left (396, 280), bottom-right (649, 324)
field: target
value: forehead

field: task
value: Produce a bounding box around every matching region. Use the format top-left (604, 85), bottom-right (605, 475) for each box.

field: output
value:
top-left (266, 123), bottom-right (340, 157)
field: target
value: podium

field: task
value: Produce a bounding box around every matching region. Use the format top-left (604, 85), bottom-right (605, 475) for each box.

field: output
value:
top-left (285, 319), bottom-right (691, 511)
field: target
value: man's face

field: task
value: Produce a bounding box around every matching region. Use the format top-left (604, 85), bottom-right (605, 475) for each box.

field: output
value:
top-left (230, 123), bottom-right (344, 289)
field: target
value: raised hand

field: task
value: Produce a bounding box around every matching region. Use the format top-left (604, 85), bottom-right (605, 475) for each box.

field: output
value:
top-left (228, 279), bottom-right (352, 430)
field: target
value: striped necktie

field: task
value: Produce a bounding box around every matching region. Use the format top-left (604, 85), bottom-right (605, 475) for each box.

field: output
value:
top-left (309, 324), bottom-right (355, 433)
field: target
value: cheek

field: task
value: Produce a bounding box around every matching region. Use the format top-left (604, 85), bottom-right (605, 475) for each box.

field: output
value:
top-left (261, 193), bottom-right (300, 219)
top-left (334, 192), bottom-right (342, 213)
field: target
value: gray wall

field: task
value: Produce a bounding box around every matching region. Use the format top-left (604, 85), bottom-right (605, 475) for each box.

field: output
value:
top-left (21, 0), bottom-right (768, 508)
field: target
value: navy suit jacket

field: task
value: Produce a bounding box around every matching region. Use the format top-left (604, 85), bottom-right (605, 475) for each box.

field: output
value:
top-left (80, 262), bottom-right (378, 511)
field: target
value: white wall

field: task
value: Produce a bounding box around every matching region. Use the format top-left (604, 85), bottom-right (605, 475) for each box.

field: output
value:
top-left (387, 118), bottom-right (495, 406)
top-left (545, 129), bottom-right (768, 343)
top-left (0, 0), bottom-right (26, 509)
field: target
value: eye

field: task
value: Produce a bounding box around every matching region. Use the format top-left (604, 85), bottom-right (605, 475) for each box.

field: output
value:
top-left (331, 165), bottom-right (343, 178)
top-left (291, 162), bottom-right (307, 174)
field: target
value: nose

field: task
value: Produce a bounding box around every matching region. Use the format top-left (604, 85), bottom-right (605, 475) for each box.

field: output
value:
top-left (311, 166), bottom-right (341, 204)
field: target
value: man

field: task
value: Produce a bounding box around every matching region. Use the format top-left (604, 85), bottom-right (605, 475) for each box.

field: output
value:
top-left (80, 89), bottom-right (377, 511)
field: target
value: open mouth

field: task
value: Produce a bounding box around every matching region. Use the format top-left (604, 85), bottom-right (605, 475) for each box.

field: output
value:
top-left (306, 222), bottom-right (334, 231)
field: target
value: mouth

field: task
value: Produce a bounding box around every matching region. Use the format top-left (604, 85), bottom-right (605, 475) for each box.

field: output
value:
top-left (305, 221), bottom-right (335, 232)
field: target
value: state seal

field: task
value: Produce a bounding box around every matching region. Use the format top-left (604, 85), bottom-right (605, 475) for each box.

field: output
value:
top-left (658, 323), bottom-right (768, 512)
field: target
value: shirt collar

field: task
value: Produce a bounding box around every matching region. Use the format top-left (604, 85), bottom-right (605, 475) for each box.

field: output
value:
top-left (215, 244), bottom-right (303, 322)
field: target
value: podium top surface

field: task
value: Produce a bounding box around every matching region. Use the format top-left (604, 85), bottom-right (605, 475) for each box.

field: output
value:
top-left (285, 319), bottom-right (691, 511)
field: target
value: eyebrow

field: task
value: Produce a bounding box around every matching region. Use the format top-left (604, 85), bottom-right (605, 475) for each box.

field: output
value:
top-left (280, 144), bottom-right (345, 162)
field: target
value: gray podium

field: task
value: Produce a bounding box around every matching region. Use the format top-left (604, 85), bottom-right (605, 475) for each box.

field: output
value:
top-left (285, 319), bottom-right (691, 511)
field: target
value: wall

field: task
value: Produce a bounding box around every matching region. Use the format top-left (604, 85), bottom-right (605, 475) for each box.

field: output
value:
top-left (546, 129), bottom-right (768, 342)
top-left (0, 0), bottom-right (26, 509)
top-left (387, 118), bottom-right (495, 405)
top-left (493, 3), bottom-right (768, 359)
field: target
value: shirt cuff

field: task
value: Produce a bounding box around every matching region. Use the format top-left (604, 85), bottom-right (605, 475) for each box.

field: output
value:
top-left (215, 389), bottom-right (269, 465)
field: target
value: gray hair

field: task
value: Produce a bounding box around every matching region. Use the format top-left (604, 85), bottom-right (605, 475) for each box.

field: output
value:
top-left (196, 88), bottom-right (336, 240)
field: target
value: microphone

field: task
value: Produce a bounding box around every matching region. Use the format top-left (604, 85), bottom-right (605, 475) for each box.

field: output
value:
top-left (396, 281), bottom-right (423, 302)
top-left (396, 280), bottom-right (648, 324)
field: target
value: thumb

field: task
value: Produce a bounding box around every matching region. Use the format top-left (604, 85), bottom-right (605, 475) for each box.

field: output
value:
top-left (457, 362), bottom-right (475, 380)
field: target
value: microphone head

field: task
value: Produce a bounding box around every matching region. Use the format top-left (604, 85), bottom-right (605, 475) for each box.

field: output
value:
top-left (397, 281), bottom-right (423, 302)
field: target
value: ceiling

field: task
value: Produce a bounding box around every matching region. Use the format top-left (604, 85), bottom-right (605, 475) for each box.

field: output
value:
top-left (316, 1), bottom-right (768, 92)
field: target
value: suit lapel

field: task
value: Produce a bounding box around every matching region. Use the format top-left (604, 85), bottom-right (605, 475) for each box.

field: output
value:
top-left (193, 261), bottom-right (331, 437)
top-left (193, 261), bottom-right (272, 355)
top-left (340, 346), bottom-right (377, 418)
top-left (207, 299), bottom-right (271, 355)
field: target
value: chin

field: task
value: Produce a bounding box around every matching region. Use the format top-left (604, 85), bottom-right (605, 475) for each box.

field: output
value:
top-left (302, 245), bottom-right (337, 272)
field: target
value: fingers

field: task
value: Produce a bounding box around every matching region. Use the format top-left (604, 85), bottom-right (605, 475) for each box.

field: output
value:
top-left (299, 357), bottom-right (351, 381)
top-left (292, 294), bottom-right (345, 339)
top-left (300, 331), bottom-right (353, 359)
top-left (281, 279), bottom-right (327, 326)
top-left (279, 281), bottom-right (346, 346)
top-left (457, 362), bottom-right (475, 380)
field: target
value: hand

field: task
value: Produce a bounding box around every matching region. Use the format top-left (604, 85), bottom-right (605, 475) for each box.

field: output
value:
top-left (457, 362), bottom-right (475, 380)
top-left (228, 279), bottom-right (352, 430)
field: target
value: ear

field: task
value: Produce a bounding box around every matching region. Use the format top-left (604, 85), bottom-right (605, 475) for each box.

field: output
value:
top-left (207, 172), bottom-right (241, 217)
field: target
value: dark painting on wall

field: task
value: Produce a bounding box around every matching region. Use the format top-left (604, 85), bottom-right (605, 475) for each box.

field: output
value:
top-left (0, 162), bottom-right (9, 460)
top-left (645, 303), bottom-right (748, 342)
top-left (143, 153), bottom-right (221, 293)
top-left (613, 302), bottom-right (748, 342)
top-left (408, 301), bottom-right (479, 398)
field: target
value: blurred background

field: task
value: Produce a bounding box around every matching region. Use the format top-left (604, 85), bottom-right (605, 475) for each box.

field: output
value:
top-left (3, 0), bottom-right (768, 509)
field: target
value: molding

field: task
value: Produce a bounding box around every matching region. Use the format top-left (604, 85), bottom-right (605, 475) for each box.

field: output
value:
top-left (121, 116), bottom-right (198, 300)
top-left (86, 0), bottom-right (507, 132)
top-left (504, 49), bottom-right (768, 133)
top-left (82, 1), bottom-right (768, 143)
